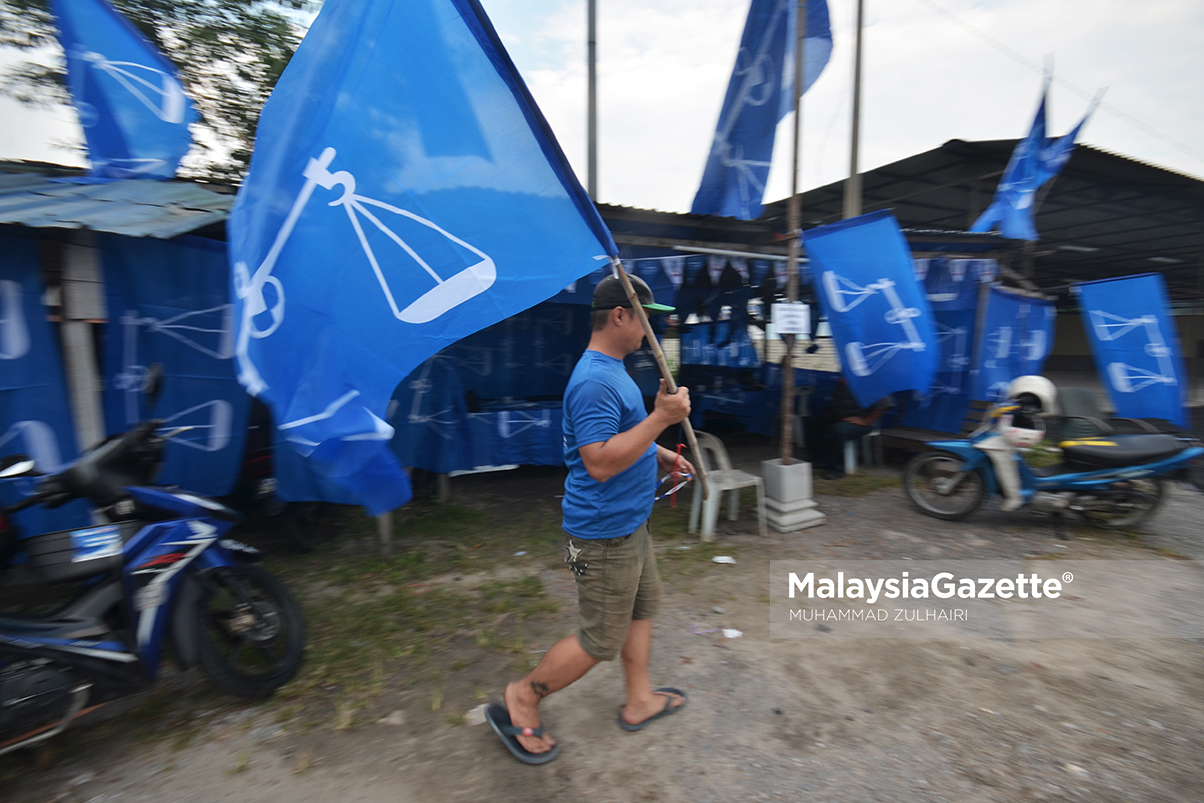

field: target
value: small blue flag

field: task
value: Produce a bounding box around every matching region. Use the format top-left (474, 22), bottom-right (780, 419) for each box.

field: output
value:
top-left (971, 82), bottom-right (1100, 241)
top-left (970, 89), bottom-right (1046, 240)
top-left (230, 0), bottom-right (616, 514)
top-left (691, 0), bottom-right (832, 220)
top-left (51, 0), bottom-right (197, 179)
top-left (803, 210), bottom-right (938, 407)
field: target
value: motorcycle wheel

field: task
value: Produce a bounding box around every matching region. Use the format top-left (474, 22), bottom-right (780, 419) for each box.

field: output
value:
top-left (1077, 478), bottom-right (1164, 530)
top-left (904, 452), bottom-right (985, 521)
top-left (193, 565), bottom-right (305, 698)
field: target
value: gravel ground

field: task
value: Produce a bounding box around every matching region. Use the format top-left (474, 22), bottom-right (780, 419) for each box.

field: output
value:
top-left (7, 439), bottom-right (1204, 803)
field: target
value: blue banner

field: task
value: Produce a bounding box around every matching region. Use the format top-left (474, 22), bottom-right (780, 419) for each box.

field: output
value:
top-left (691, 0), bottom-right (832, 220)
top-left (973, 287), bottom-right (1056, 402)
top-left (51, 0), bottom-right (197, 179)
top-left (1076, 274), bottom-right (1186, 427)
top-left (99, 235), bottom-right (249, 497)
top-left (803, 210), bottom-right (938, 407)
top-left (229, 0), bottom-right (618, 514)
top-left (0, 235), bottom-right (90, 533)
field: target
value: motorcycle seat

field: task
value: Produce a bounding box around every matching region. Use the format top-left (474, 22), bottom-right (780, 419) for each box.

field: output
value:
top-left (1060, 434), bottom-right (1184, 470)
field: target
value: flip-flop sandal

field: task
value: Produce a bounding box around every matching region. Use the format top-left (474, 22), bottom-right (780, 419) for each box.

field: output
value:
top-left (617, 687), bottom-right (688, 732)
top-left (485, 703), bottom-right (561, 765)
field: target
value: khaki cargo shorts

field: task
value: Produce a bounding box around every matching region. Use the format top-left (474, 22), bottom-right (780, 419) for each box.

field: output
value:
top-left (564, 520), bottom-right (662, 662)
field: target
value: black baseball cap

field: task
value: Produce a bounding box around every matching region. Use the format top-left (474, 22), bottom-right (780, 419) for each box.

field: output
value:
top-left (591, 274), bottom-right (674, 313)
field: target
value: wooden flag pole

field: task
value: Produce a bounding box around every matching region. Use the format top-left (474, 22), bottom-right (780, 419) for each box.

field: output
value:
top-left (611, 259), bottom-right (710, 502)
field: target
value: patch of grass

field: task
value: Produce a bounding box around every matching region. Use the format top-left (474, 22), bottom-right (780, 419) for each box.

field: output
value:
top-left (813, 472), bottom-right (901, 497)
top-left (659, 539), bottom-right (739, 577)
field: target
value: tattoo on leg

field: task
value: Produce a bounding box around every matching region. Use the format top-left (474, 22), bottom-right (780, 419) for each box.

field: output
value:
top-left (529, 681), bottom-right (550, 699)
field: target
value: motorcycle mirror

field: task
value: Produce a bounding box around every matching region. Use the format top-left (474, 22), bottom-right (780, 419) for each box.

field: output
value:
top-left (144, 363), bottom-right (164, 406)
top-left (0, 455), bottom-right (35, 478)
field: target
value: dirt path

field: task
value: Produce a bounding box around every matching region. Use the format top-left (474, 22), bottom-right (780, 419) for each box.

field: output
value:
top-left (7, 455), bottom-right (1204, 803)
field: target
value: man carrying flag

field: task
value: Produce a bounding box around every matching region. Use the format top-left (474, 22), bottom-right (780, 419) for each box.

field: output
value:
top-left (486, 276), bottom-right (694, 764)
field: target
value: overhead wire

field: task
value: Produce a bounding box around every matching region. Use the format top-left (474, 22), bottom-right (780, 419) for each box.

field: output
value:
top-left (911, 0), bottom-right (1204, 164)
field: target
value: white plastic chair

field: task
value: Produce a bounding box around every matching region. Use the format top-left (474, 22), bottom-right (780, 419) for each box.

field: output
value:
top-left (688, 431), bottom-right (767, 541)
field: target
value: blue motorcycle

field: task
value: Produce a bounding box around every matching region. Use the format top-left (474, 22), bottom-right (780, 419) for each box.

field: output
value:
top-left (903, 410), bottom-right (1204, 530)
top-left (0, 409), bottom-right (305, 756)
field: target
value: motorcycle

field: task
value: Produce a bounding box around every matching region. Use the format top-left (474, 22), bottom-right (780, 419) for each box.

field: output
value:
top-left (0, 390), bottom-right (305, 756)
top-left (903, 407), bottom-right (1204, 532)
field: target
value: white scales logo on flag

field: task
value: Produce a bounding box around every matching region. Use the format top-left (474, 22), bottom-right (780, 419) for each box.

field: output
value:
top-left (822, 272), bottom-right (926, 377)
top-left (235, 147), bottom-right (497, 395)
top-left (1089, 310), bottom-right (1177, 393)
top-left (235, 147), bottom-right (497, 446)
top-left (73, 48), bottom-right (189, 177)
top-left (115, 305), bottom-right (234, 452)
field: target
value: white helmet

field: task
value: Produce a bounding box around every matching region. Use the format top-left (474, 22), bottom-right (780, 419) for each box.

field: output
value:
top-left (1005, 375), bottom-right (1057, 416)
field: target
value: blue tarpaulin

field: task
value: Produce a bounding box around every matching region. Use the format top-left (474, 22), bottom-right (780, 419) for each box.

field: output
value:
top-left (229, 0), bottom-right (618, 513)
top-left (691, 0), bottom-right (832, 220)
top-left (51, 0), bottom-right (197, 178)
top-left (803, 210), bottom-right (938, 407)
top-left (1076, 274), bottom-right (1186, 427)
top-left (973, 287), bottom-right (1056, 402)
top-left (99, 234), bottom-right (250, 496)
top-left (0, 235), bottom-right (90, 532)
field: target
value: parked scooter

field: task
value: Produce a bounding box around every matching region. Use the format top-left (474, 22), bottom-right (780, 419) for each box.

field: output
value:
top-left (903, 376), bottom-right (1204, 533)
top-left (0, 373), bottom-right (305, 756)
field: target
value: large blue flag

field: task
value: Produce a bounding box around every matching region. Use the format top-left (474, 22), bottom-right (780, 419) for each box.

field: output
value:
top-left (230, 0), bottom-right (616, 513)
top-left (803, 210), bottom-right (938, 407)
top-left (1075, 274), bottom-right (1186, 427)
top-left (691, 0), bottom-right (832, 220)
top-left (51, 0), bottom-right (197, 179)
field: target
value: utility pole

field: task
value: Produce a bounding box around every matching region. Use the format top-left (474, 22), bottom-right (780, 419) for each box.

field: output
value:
top-left (843, 0), bottom-right (864, 220)
top-left (587, 0), bottom-right (598, 200)
top-left (780, 0), bottom-right (807, 463)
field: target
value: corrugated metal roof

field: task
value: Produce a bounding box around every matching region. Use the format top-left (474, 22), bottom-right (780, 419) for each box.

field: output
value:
top-left (0, 166), bottom-right (233, 239)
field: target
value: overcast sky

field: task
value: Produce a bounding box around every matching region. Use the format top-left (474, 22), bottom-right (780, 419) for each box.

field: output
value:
top-left (2, 0), bottom-right (1202, 214)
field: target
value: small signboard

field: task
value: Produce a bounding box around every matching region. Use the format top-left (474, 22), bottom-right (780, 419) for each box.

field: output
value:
top-left (772, 303), bottom-right (810, 335)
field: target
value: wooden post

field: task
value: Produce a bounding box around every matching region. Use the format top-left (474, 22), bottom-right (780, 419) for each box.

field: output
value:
top-left (610, 260), bottom-right (709, 502)
top-left (377, 512), bottom-right (392, 558)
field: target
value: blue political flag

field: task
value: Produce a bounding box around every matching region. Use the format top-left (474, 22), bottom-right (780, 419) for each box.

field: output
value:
top-left (99, 235), bottom-right (250, 497)
top-left (970, 90), bottom-right (1046, 240)
top-left (51, 0), bottom-right (197, 179)
top-left (803, 210), bottom-right (938, 407)
top-left (691, 0), bottom-right (832, 220)
top-left (972, 287), bottom-right (1056, 402)
top-left (229, 0), bottom-right (616, 514)
top-left (1075, 274), bottom-right (1186, 427)
top-left (1036, 93), bottom-right (1100, 186)
top-left (971, 83), bottom-right (1100, 241)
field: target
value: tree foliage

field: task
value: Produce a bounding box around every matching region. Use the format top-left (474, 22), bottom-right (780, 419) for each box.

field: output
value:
top-left (0, 0), bottom-right (312, 180)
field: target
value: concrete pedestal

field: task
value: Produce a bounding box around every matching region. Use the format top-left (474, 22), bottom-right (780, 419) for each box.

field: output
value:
top-left (761, 459), bottom-right (826, 532)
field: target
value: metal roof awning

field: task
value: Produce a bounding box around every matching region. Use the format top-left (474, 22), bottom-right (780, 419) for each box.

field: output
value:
top-left (0, 164), bottom-right (233, 239)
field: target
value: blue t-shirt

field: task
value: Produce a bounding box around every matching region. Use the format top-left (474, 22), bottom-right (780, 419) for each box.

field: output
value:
top-left (561, 350), bottom-right (657, 539)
